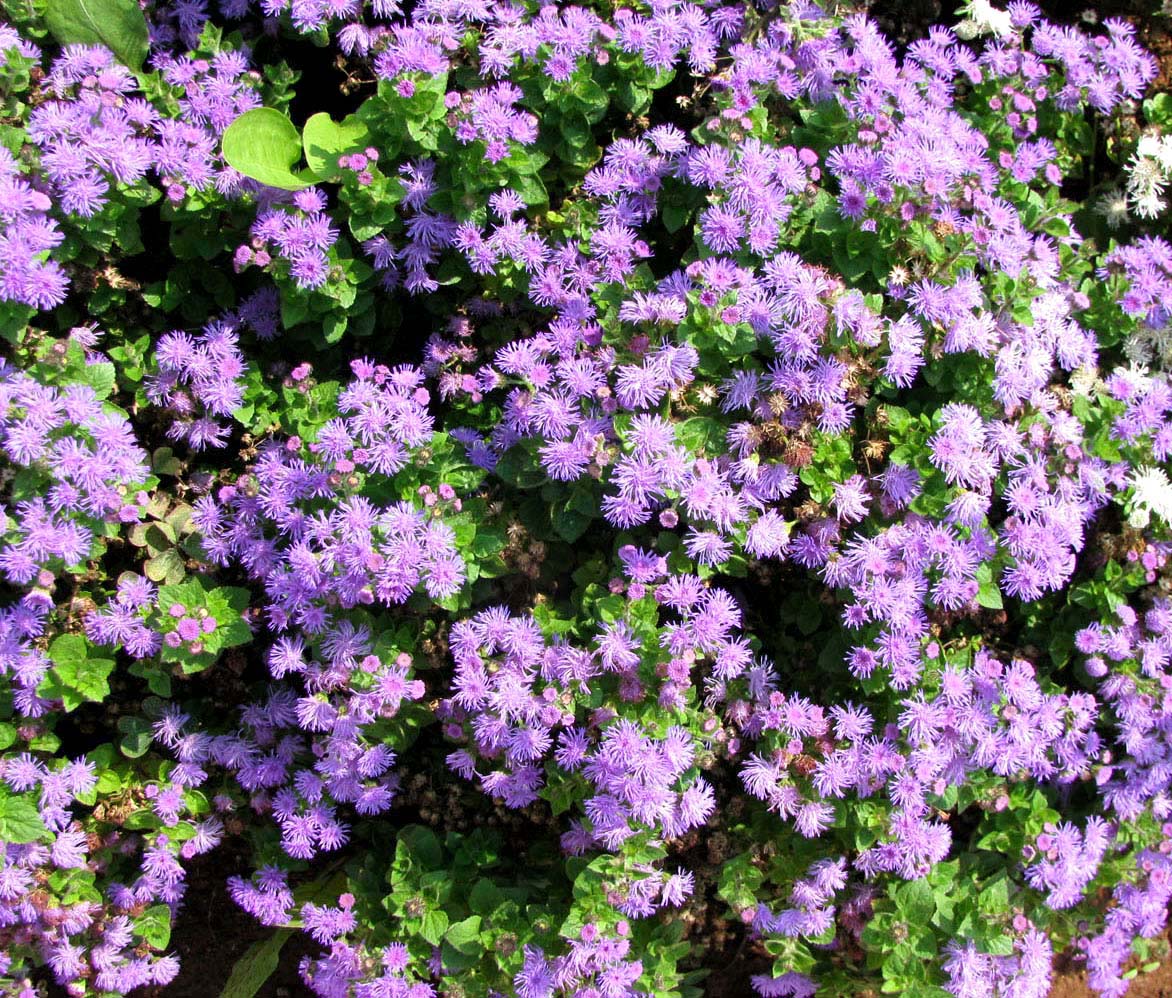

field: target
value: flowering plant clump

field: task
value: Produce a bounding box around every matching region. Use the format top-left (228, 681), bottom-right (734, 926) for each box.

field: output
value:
top-left (6, 0), bottom-right (1172, 996)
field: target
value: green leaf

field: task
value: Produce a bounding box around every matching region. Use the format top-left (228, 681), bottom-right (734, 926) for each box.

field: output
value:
top-left (0, 790), bottom-right (49, 844)
top-left (48, 633), bottom-right (87, 665)
top-left (95, 766), bottom-right (121, 794)
top-left (420, 908), bottom-right (449, 946)
top-left (541, 774), bottom-right (578, 816)
top-left (76, 361), bottom-right (117, 399)
top-left (221, 109), bottom-right (315, 191)
top-left (975, 562), bottom-right (1003, 610)
top-left (469, 878), bottom-right (504, 916)
top-left (153, 447), bottom-right (182, 476)
top-left (303, 112), bottom-right (371, 180)
top-left (220, 929), bottom-right (293, 998)
top-left (204, 585), bottom-right (253, 648)
top-left (572, 77), bottom-right (609, 123)
top-left (43, 635), bottom-right (115, 711)
top-left (718, 854), bottom-right (764, 913)
top-left (663, 200), bottom-right (691, 234)
top-left (444, 915), bottom-right (482, 955)
top-left (118, 716), bottom-right (153, 758)
top-left (321, 312), bottom-right (348, 344)
top-left (29, 730), bottom-right (60, 753)
top-left (977, 872), bottom-right (1010, 916)
top-left (552, 505), bottom-right (591, 543)
top-left (1145, 92), bottom-right (1172, 126)
top-left (981, 933), bottom-right (1015, 956)
top-left (894, 879), bottom-right (936, 925)
top-left (675, 417), bottom-right (725, 456)
top-left (145, 547), bottom-right (186, 584)
top-left (44, 0), bottom-right (149, 70)
top-left (136, 905), bottom-right (173, 949)
top-left (397, 825), bottom-right (443, 869)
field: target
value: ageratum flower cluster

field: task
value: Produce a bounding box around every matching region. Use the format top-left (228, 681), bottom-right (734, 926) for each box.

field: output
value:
top-left (5, 0), bottom-right (1172, 996)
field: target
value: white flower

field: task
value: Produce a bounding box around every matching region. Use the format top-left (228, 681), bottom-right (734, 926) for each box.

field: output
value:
top-left (1139, 133), bottom-right (1172, 166)
top-left (1069, 365), bottom-right (1100, 397)
top-left (1129, 465), bottom-right (1172, 526)
top-left (958, 0), bottom-right (1013, 37)
top-left (1134, 189), bottom-right (1167, 220)
top-left (1128, 155), bottom-right (1167, 196)
top-left (1114, 364), bottom-right (1154, 396)
top-left (1097, 189), bottom-right (1130, 229)
top-left (1154, 136), bottom-right (1172, 173)
top-left (1138, 134), bottom-right (1164, 160)
top-left (1125, 138), bottom-right (1172, 221)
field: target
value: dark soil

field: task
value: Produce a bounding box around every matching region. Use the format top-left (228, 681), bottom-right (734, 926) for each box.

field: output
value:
top-left (135, 851), bottom-right (315, 998)
top-left (37, 845), bottom-right (315, 998)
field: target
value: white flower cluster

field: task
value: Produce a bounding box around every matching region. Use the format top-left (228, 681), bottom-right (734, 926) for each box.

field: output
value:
top-left (1129, 464), bottom-right (1172, 529)
top-left (1096, 188), bottom-right (1131, 230)
top-left (1125, 132), bottom-right (1172, 221)
top-left (1114, 366), bottom-right (1172, 527)
top-left (955, 0), bottom-right (1013, 39)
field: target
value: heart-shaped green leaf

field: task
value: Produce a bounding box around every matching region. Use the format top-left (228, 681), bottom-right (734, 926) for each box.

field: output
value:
top-left (221, 108), bottom-right (315, 191)
top-left (117, 716), bottom-right (153, 758)
top-left (0, 789), bottom-right (49, 844)
top-left (44, 0), bottom-right (150, 71)
top-left (302, 112), bottom-right (372, 180)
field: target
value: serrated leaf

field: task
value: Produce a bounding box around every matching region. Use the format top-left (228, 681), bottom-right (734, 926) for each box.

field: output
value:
top-left (0, 790), bottom-right (49, 844)
top-left (541, 774), bottom-right (577, 816)
top-left (204, 586), bottom-right (252, 647)
top-left (123, 808), bottom-right (162, 830)
top-left (981, 932), bottom-right (1015, 956)
top-left (718, 854), bottom-right (764, 913)
top-left (444, 915), bottom-right (482, 954)
top-left (48, 633), bottom-right (87, 666)
top-left (894, 879), bottom-right (935, 925)
top-left (977, 872), bottom-right (1010, 915)
top-left (420, 908), bottom-right (449, 946)
top-left (29, 731), bottom-right (60, 753)
top-left (96, 768), bottom-right (121, 794)
top-left (552, 506), bottom-right (590, 543)
top-left (44, 0), bottom-right (149, 70)
top-left (44, 635), bottom-right (115, 711)
top-left (75, 361), bottom-right (117, 399)
top-left (221, 109), bottom-right (315, 191)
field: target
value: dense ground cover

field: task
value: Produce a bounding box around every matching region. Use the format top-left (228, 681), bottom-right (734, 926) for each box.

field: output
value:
top-left (5, 0), bottom-right (1172, 995)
